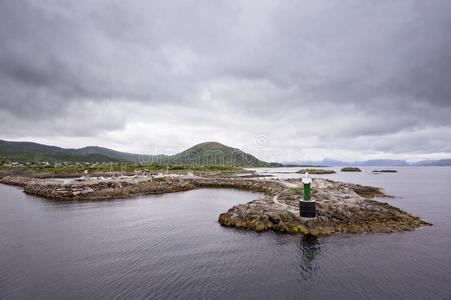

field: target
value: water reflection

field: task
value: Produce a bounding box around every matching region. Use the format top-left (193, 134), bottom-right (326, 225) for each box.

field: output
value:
top-left (296, 235), bottom-right (321, 280)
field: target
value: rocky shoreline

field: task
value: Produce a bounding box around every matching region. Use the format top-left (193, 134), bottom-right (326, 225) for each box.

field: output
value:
top-left (0, 176), bottom-right (281, 201)
top-left (0, 175), bottom-right (430, 236)
top-left (219, 178), bottom-right (430, 235)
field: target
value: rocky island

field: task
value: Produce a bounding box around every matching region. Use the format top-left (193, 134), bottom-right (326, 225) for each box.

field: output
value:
top-left (0, 174), bottom-right (430, 236)
top-left (341, 167), bottom-right (362, 172)
top-left (218, 178), bottom-right (430, 235)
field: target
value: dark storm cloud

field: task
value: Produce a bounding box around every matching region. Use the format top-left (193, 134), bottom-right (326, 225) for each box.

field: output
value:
top-left (0, 0), bottom-right (450, 159)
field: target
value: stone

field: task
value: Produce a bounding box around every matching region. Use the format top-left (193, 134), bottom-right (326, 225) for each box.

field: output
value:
top-left (217, 178), bottom-right (431, 236)
top-left (0, 175), bottom-right (431, 236)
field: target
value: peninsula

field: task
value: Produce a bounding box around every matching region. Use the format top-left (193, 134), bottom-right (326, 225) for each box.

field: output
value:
top-left (0, 173), bottom-right (430, 236)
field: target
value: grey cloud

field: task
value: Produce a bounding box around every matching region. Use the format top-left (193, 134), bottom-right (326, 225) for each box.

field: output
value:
top-left (0, 0), bottom-right (450, 160)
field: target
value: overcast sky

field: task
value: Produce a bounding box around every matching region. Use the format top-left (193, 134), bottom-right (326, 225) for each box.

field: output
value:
top-left (1, 0), bottom-right (451, 162)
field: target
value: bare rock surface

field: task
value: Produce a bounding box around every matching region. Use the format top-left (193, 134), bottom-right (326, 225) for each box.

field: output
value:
top-left (0, 176), bottom-right (43, 187)
top-left (0, 175), bottom-right (430, 236)
top-left (0, 176), bottom-right (282, 201)
top-left (218, 178), bottom-right (431, 236)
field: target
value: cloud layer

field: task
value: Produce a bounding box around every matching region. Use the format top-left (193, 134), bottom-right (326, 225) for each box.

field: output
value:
top-left (1, 0), bottom-right (451, 162)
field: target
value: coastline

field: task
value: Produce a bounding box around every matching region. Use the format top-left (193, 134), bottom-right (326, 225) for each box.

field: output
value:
top-left (0, 174), bottom-right (431, 236)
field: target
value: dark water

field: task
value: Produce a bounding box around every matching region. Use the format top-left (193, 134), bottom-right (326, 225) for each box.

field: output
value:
top-left (1, 167), bottom-right (451, 299)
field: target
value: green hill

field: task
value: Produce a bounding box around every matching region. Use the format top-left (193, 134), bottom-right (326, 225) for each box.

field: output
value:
top-left (70, 146), bottom-right (166, 163)
top-left (0, 140), bottom-right (121, 163)
top-left (0, 140), bottom-right (279, 167)
top-left (168, 142), bottom-right (279, 167)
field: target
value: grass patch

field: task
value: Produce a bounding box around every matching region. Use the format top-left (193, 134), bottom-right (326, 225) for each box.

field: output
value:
top-left (341, 167), bottom-right (361, 172)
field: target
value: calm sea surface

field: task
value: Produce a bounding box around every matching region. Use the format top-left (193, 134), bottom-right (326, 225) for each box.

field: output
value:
top-left (1, 167), bottom-right (451, 299)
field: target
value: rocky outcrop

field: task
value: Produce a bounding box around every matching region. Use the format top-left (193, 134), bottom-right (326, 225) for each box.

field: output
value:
top-left (188, 177), bottom-right (283, 194)
top-left (4, 176), bottom-right (283, 201)
top-left (218, 178), bottom-right (430, 236)
top-left (341, 167), bottom-right (362, 172)
top-left (0, 175), bottom-right (430, 236)
top-left (23, 178), bottom-right (196, 201)
top-left (0, 176), bottom-right (39, 187)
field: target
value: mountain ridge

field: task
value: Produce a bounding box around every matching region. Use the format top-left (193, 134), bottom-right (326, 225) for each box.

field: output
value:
top-left (284, 158), bottom-right (451, 166)
top-left (0, 140), bottom-right (123, 163)
top-left (2, 139), bottom-right (450, 166)
top-left (0, 140), bottom-right (279, 167)
top-left (169, 141), bottom-right (275, 166)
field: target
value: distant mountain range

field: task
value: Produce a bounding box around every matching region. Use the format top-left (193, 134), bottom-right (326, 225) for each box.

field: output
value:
top-left (2, 139), bottom-right (450, 167)
top-left (0, 140), bottom-right (280, 167)
top-left (284, 158), bottom-right (451, 166)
